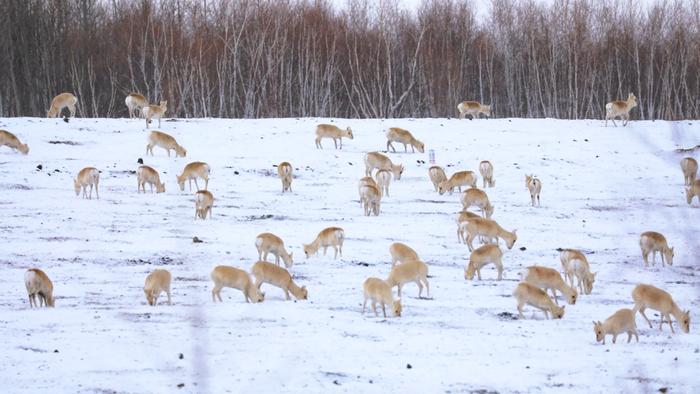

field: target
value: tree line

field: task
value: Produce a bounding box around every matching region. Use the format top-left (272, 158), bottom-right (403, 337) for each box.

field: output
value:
top-left (0, 0), bottom-right (698, 120)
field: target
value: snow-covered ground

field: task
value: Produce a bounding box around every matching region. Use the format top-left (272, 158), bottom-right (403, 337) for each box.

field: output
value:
top-left (0, 116), bottom-right (698, 393)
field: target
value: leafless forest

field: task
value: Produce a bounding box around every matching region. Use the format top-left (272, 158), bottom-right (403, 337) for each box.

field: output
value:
top-left (1, 0), bottom-right (698, 119)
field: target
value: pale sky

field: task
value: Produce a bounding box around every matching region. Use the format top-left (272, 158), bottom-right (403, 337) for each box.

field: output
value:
top-left (329, 0), bottom-right (662, 21)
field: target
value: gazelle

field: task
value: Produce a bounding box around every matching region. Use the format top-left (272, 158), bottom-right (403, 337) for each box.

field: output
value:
top-left (456, 210), bottom-right (482, 244)
top-left (687, 180), bottom-right (700, 205)
top-left (74, 167), bottom-right (100, 199)
top-left (47, 93), bottom-right (78, 118)
top-left (460, 188), bottom-right (494, 218)
top-left (457, 101), bottom-right (491, 120)
top-left (386, 259), bottom-right (430, 298)
top-left (520, 266), bottom-right (578, 305)
top-left (364, 152), bottom-right (404, 180)
top-left (479, 160), bottom-right (494, 187)
top-left (358, 177), bottom-right (377, 204)
top-left (0, 130), bottom-right (29, 154)
top-left (375, 169), bottom-right (392, 197)
top-left (24, 268), bottom-right (55, 308)
top-left (464, 244), bottom-right (503, 280)
top-left (143, 100), bottom-right (167, 129)
top-left (632, 284), bottom-right (690, 334)
top-left (513, 282), bottom-right (565, 320)
top-left (303, 227), bottom-right (345, 259)
top-left (362, 278), bottom-right (402, 318)
top-left (680, 157), bottom-right (698, 186)
top-left (177, 162), bottom-right (210, 191)
top-left (605, 93), bottom-right (637, 127)
top-left (386, 127), bottom-right (424, 153)
top-left (137, 165), bottom-right (165, 193)
top-left (255, 233), bottom-right (293, 268)
top-left (389, 242), bottom-right (420, 266)
top-left (639, 231), bottom-right (674, 267)
top-left (277, 162), bottom-right (293, 193)
top-left (525, 175), bottom-right (542, 206)
top-left (146, 130), bottom-right (186, 157)
top-left (143, 269), bottom-right (172, 306)
top-left (461, 217), bottom-right (517, 252)
top-left (211, 265), bottom-right (264, 303)
top-left (125, 93), bottom-right (148, 118)
top-left (428, 166), bottom-right (447, 192)
top-left (593, 309), bottom-right (639, 344)
top-left (360, 184), bottom-right (381, 216)
top-left (438, 171), bottom-right (477, 195)
top-left (315, 124), bottom-right (353, 149)
top-left (194, 190), bottom-right (214, 220)
top-left (251, 260), bottom-right (308, 300)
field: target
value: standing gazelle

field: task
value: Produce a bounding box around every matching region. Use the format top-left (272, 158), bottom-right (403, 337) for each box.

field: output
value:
top-left (144, 101), bottom-right (168, 129)
top-left (605, 93), bottom-right (637, 127)
top-left (479, 161), bottom-right (495, 187)
top-left (125, 93), bottom-right (148, 118)
top-left (525, 175), bottom-right (542, 206)
top-left (375, 169), bottom-right (392, 197)
top-left (315, 124), bottom-right (353, 149)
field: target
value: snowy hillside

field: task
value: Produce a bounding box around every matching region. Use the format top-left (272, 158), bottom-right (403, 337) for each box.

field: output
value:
top-left (0, 116), bottom-right (698, 393)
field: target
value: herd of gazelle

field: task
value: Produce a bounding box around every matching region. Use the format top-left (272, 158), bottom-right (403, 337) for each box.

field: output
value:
top-left (4, 92), bottom-right (692, 342)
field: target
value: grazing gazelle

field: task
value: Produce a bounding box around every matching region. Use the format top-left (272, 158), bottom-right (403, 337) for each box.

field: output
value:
top-left (277, 162), bottom-right (293, 193)
top-left (146, 130), bottom-right (186, 157)
top-left (137, 165), bottom-right (165, 193)
top-left (457, 101), bottom-right (491, 120)
top-left (0, 130), bottom-right (29, 154)
top-left (385, 127), bottom-right (424, 153)
top-left (47, 93), bottom-right (78, 118)
top-left (177, 162), bottom-right (210, 191)
top-left (74, 167), bottom-right (100, 199)
top-left (195, 190), bottom-right (214, 220)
